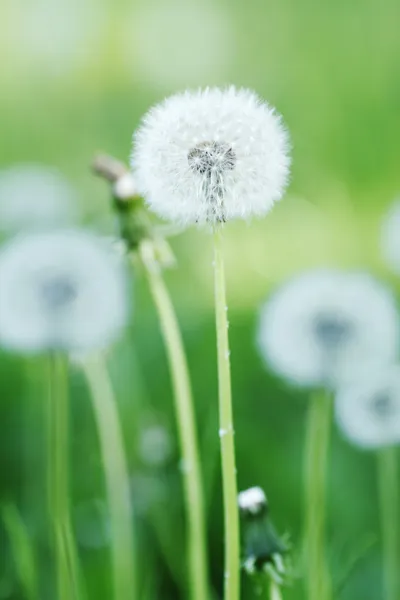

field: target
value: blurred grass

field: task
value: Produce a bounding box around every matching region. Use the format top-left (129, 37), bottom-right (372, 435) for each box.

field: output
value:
top-left (1, 0), bottom-right (400, 598)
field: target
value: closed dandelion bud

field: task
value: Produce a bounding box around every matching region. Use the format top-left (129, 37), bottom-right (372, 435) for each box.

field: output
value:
top-left (336, 366), bottom-right (400, 449)
top-left (0, 229), bottom-right (128, 353)
top-left (113, 172), bottom-right (138, 201)
top-left (257, 269), bottom-right (399, 388)
top-left (131, 86), bottom-right (290, 226)
top-left (238, 487), bottom-right (287, 581)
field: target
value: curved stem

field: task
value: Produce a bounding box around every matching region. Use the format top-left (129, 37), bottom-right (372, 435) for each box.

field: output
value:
top-left (82, 354), bottom-right (136, 600)
top-left (47, 354), bottom-right (82, 600)
top-left (377, 446), bottom-right (399, 600)
top-left (213, 228), bottom-right (240, 600)
top-left (303, 389), bottom-right (332, 600)
top-left (139, 242), bottom-right (209, 600)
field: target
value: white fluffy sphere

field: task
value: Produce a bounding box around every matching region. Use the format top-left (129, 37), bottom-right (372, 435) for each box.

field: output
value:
top-left (0, 164), bottom-right (77, 233)
top-left (0, 230), bottom-right (128, 353)
top-left (336, 366), bottom-right (400, 449)
top-left (131, 87), bottom-right (290, 226)
top-left (257, 270), bottom-right (399, 388)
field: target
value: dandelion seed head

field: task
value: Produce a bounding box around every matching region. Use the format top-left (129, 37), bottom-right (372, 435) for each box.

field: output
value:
top-left (0, 164), bottom-right (77, 234)
top-left (381, 199), bottom-right (400, 274)
top-left (257, 269), bottom-right (399, 388)
top-left (0, 230), bottom-right (128, 353)
top-left (335, 366), bottom-right (400, 448)
top-left (131, 87), bottom-right (290, 225)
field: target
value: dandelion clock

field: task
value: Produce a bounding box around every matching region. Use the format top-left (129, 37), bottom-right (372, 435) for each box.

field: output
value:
top-left (0, 230), bottom-right (127, 352)
top-left (257, 268), bottom-right (399, 600)
top-left (132, 87), bottom-right (290, 226)
top-left (132, 86), bottom-right (291, 600)
top-left (0, 164), bottom-right (77, 234)
top-left (258, 269), bottom-right (399, 389)
top-left (336, 366), bottom-right (400, 599)
top-left (0, 228), bottom-right (135, 599)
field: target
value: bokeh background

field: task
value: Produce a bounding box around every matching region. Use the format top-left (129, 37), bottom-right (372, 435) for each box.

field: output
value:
top-left (1, 0), bottom-right (400, 598)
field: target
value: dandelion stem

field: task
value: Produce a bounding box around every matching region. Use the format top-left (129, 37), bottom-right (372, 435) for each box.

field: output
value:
top-left (139, 242), bottom-right (209, 600)
top-left (47, 353), bottom-right (82, 600)
top-left (213, 227), bottom-right (240, 600)
top-left (2, 504), bottom-right (39, 600)
top-left (82, 353), bottom-right (136, 600)
top-left (377, 446), bottom-right (399, 600)
top-left (269, 579), bottom-right (283, 600)
top-left (303, 389), bottom-right (332, 600)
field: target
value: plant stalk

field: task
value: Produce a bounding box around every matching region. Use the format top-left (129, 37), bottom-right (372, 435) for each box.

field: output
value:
top-left (303, 389), bottom-right (332, 600)
top-left (213, 227), bottom-right (240, 600)
top-left (138, 242), bottom-right (209, 600)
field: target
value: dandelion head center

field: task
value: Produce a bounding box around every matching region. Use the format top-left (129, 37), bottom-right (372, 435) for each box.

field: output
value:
top-left (370, 392), bottom-right (394, 419)
top-left (187, 141), bottom-right (236, 177)
top-left (40, 274), bottom-right (78, 311)
top-left (313, 314), bottom-right (352, 347)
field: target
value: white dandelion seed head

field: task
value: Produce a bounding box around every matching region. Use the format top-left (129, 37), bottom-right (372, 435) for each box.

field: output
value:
top-left (0, 164), bottom-right (77, 234)
top-left (381, 199), bottom-right (400, 274)
top-left (0, 230), bottom-right (128, 353)
top-left (257, 269), bottom-right (399, 388)
top-left (336, 366), bottom-right (400, 449)
top-left (238, 486), bottom-right (267, 516)
top-left (131, 87), bottom-right (290, 226)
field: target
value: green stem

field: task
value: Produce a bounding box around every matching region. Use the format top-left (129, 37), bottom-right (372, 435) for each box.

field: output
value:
top-left (47, 354), bottom-right (82, 600)
top-left (377, 446), bottom-right (399, 600)
top-left (269, 580), bottom-right (283, 600)
top-left (213, 228), bottom-right (240, 600)
top-left (2, 504), bottom-right (39, 600)
top-left (82, 354), bottom-right (136, 600)
top-left (303, 389), bottom-right (332, 600)
top-left (139, 242), bottom-right (209, 600)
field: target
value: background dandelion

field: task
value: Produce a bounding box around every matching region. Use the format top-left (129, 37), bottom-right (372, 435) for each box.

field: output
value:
top-left (0, 165), bottom-right (78, 234)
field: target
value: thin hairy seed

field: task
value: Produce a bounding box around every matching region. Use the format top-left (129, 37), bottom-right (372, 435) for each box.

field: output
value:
top-left (303, 390), bottom-right (332, 600)
top-left (48, 354), bottom-right (83, 600)
top-left (269, 580), bottom-right (283, 600)
top-left (377, 447), bottom-right (399, 600)
top-left (2, 504), bottom-right (39, 600)
top-left (82, 354), bottom-right (136, 600)
top-left (213, 228), bottom-right (240, 600)
top-left (138, 242), bottom-right (209, 600)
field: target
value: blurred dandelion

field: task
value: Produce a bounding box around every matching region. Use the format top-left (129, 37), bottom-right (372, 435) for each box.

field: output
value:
top-left (3, 0), bottom-right (105, 76)
top-left (381, 199), bottom-right (400, 274)
top-left (336, 368), bottom-right (400, 600)
top-left (0, 229), bottom-right (127, 353)
top-left (257, 268), bottom-right (399, 600)
top-left (0, 165), bottom-right (77, 234)
top-left (336, 367), bottom-right (400, 449)
top-left (257, 269), bottom-right (399, 388)
top-left (132, 86), bottom-right (290, 226)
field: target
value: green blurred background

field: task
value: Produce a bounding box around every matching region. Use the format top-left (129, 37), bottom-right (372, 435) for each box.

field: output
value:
top-left (1, 0), bottom-right (400, 598)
